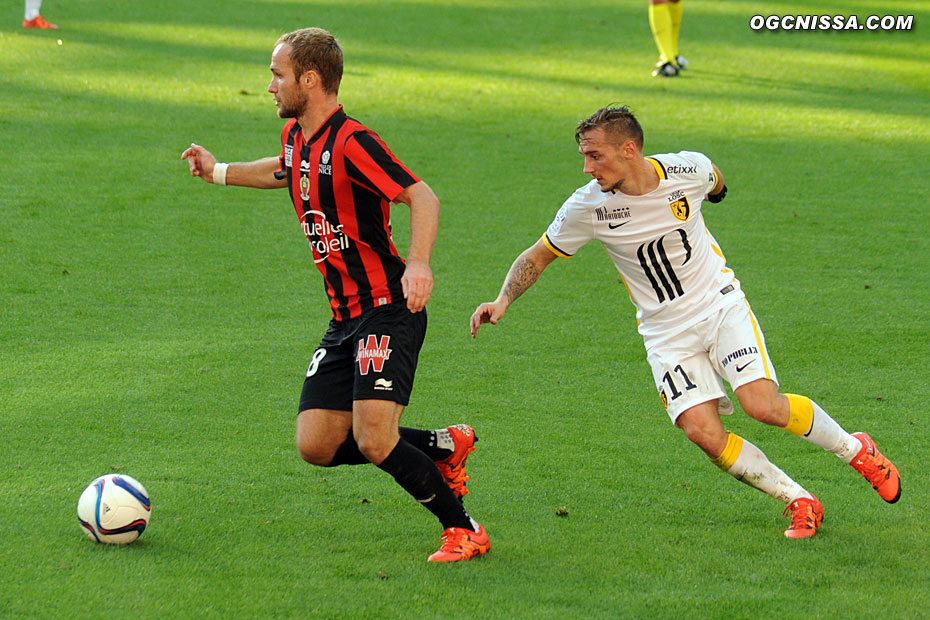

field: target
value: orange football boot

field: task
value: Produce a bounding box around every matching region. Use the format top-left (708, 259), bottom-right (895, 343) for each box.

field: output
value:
top-left (427, 524), bottom-right (490, 562)
top-left (23, 15), bottom-right (58, 29)
top-left (784, 495), bottom-right (824, 539)
top-left (435, 424), bottom-right (477, 500)
top-left (850, 432), bottom-right (901, 503)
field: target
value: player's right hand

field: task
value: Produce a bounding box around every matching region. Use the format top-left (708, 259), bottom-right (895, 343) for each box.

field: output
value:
top-left (181, 143), bottom-right (217, 182)
top-left (470, 301), bottom-right (506, 338)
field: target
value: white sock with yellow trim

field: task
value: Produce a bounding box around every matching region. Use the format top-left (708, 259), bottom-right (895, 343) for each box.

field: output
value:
top-left (711, 432), bottom-right (811, 504)
top-left (783, 394), bottom-right (862, 463)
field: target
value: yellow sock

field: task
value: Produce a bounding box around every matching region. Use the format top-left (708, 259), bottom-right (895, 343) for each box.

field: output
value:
top-left (667, 0), bottom-right (683, 59)
top-left (783, 394), bottom-right (860, 462)
top-left (648, 3), bottom-right (675, 65)
top-left (711, 432), bottom-right (743, 470)
top-left (783, 394), bottom-right (814, 436)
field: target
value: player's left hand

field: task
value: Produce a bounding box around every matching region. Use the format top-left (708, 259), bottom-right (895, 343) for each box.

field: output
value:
top-left (181, 143), bottom-right (217, 182)
top-left (402, 260), bottom-right (433, 312)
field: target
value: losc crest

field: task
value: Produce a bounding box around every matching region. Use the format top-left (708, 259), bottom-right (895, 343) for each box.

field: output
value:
top-left (668, 190), bottom-right (690, 221)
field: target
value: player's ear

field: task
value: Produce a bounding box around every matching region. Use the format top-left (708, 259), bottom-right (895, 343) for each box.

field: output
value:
top-left (301, 70), bottom-right (319, 89)
top-left (621, 139), bottom-right (637, 159)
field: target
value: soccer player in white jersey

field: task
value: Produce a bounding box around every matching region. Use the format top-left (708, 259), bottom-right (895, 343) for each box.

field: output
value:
top-left (470, 105), bottom-right (901, 538)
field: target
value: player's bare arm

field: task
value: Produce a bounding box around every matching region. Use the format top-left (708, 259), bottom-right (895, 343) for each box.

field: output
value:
top-left (181, 144), bottom-right (287, 189)
top-left (394, 181), bottom-right (439, 313)
top-left (470, 238), bottom-right (558, 338)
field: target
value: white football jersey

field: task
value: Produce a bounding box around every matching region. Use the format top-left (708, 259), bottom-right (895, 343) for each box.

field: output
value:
top-left (543, 151), bottom-right (744, 344)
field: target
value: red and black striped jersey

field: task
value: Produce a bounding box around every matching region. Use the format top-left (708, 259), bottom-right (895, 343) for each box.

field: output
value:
top-left (278, 107), bottom-right (420, 320)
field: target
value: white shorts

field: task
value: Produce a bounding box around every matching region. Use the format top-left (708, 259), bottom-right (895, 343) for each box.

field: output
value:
top-left (645, 299), bottom-right (778, 423)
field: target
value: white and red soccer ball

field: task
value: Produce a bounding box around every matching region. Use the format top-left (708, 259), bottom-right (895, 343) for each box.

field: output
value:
top-left (77, 474), bottom-right (151, 544)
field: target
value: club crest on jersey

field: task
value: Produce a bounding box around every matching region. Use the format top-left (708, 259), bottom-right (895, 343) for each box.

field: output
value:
top-left (300, 175), bottom-right (310, 201)
top-left (668, 190), bottom-right (690, 221)
top-left (299, 160), bottom-right (311, 201)
top-left (357, 335), bottom-right (392, 375)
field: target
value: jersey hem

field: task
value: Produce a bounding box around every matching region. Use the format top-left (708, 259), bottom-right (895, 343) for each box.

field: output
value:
top-left (641, 288), bottom-right (746, 350)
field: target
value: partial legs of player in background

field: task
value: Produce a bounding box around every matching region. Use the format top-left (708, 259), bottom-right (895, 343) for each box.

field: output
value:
top-left (649, 0), bottom-right (685, 77)
top-left (23, 0), bottom-right (57, 29)
top-left (677, 379), bottom-right (900, 538)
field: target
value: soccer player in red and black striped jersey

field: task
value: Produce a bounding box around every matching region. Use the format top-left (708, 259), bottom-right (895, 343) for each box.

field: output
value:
top-left (181, 27), bottom-right (488, 562)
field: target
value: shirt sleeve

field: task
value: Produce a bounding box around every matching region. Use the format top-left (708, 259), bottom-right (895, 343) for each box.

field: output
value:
top-left (679, 151), bottom-right (717, 195)
top-left (543, 182), bottom-right (600, 258)
top-left (344, 129), bottom-right (420, 202)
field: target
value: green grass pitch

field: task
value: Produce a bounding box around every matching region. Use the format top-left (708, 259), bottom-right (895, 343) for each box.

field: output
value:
top-left (1, 0), bottom-right (929, 617)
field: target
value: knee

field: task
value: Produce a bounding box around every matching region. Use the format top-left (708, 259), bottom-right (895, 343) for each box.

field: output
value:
top-left (741, 393), bottom-right (788, 426)
top-left (354, 430), bottom-right (394, 466)
top-left (735, 380), bottom-right (789, 426)
top-left (681, 423), bottom-right (726, 457)
top-left (296, 437), bottom-right (335, 467)
top-left (676, 404), bottom-right (728, 457)
top-left (680, 422), bottom-right (707, 447)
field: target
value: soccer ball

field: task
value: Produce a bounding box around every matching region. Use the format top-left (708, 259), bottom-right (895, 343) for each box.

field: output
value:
top-left (77, 474), bottom-right (151, 544)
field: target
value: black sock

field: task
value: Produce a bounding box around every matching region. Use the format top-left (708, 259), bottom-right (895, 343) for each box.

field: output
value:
top-left (399, 427), bottom-right (453, 461)
top-left (326, 433), bottom-right (369, 466)
top-left (376, 439), bottom-right (473, 530)
top-left (327, 428), bottom-right (453, 466)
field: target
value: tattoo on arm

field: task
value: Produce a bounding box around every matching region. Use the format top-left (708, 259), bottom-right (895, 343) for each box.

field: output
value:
top-left (501, 255), bottom-right (540, 304)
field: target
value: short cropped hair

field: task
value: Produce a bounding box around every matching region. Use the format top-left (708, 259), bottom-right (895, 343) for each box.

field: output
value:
top-left (276, 27), bottom-right (343, 94)
top-left (575, 105), bottom-right (644, 150)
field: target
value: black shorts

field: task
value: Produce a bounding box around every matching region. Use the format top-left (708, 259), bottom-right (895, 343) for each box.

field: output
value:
top-left (298, 303), bottom-right (427, 412)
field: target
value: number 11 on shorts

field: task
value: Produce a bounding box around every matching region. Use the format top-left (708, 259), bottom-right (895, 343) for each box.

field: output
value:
top-left (662, 364), bottom-right (697, 401)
